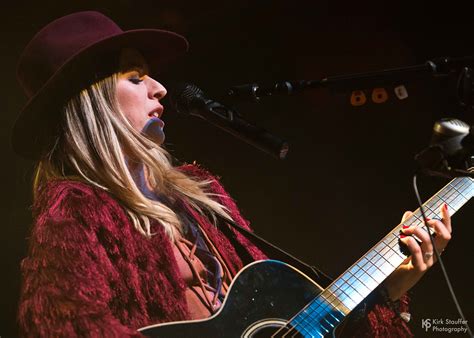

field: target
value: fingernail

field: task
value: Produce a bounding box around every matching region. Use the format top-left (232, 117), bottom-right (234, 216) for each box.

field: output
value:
top-left (402, 224), bottom-right (410, 229)
top-left (424, 217), bottom-right (431, 222)
top-left (400, 233), bottom-right (407, 239)
top-left (444, 203), bottom-right (448, 211)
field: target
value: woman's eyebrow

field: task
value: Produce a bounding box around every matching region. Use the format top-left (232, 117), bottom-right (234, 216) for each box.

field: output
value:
top-left (121, 64), bottom-right (149, 76)
top-left (130, 66), bottom-right (147, 75)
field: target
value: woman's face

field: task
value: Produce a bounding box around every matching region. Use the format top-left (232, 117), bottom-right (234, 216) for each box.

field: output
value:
top-left (116, 49), bottom-right (167, 144)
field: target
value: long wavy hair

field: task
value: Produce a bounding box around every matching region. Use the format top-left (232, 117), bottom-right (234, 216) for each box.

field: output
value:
top-left (33, 73), bottom-right (231, 240)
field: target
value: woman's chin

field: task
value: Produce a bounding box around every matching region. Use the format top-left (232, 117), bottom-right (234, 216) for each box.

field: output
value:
top-left (142, 117), bottom-right (166, 145)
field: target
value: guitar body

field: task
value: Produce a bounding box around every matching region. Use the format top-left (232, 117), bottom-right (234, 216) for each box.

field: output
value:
top-left (140, 176), bottom-right (474, 337)
top-left (139, 260), bottom-right (326, 338)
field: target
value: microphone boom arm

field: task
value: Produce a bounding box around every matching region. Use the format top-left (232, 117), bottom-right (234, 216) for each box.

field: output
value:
top-left (228, 55), bottom-right (474, 100)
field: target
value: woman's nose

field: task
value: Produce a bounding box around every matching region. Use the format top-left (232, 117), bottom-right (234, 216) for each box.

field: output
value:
top-left (147, 76), bottom-right (167, 100)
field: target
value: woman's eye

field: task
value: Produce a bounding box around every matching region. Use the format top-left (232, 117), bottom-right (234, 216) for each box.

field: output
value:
top-left (129, 77), bottom-right (143, 84)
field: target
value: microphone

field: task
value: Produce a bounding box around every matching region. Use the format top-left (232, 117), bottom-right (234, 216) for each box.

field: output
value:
top-left (415, 118), bottom-right (474, 178)
top-left (169, 83), bottom-right (289, 159)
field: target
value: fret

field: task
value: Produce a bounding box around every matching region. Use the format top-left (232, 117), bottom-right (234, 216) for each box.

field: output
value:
top-left (384, 244), bottom-right (405, 265)
top-left (405, 214), bottom-right (422, 226)
top-left (307, 293), bottom-right (347, 322)
top-left (292, 312), bottom-right (319, 337)
top-left (321, 290), bottom-right (350, 315)
top-left (456, 177), bottom-right (472, 191)
top-left (301, 309), bottom-right (321, 333)
top-left (349, 262), bottom-right (379, 291)
top-left (448, 180), bottom-right (469, 203)
top-left (334, 283), bottom-right (364, 309)
top-left (385, 233), bottom-right (403, 250)
top-left (307, 296), bottom-right (334, 317)
top-left (378, 243), bottom-right (397, 263)
top-left (458, 179), bottom-right (471, 194)
top-left (366, 249), bottom-right (392, 272)
top-left (290, 294), bottom-right (346, 337)
top-left (330, 278), bottom-right (360, 307)
top-left (331, 287), bottom-right (358, 309)
top-left (380, 243), bottom-right (404, 264)
top-left (293, 319), bottom-right (321, 337)
top-left (353, 264), bottom-right (378, 290)
top-left (321, 290), bottom-right (347, 315)
top-left (364, 249), bottom-right (387, 272)
top-left (365, 249), bottom-right (376, 261)
top-left (375, 242), bottom-right (403, 266)
top-left (285, 176), bottom-right (473, 338)
top-left (345, 274), bottom-right (371, 299)
top-left (422, 201), bottom-right (438, 215)
top-left (443, 184), bottom-right (459, 201)
top-left (382, 236), bottom-right (407, 263)
top-left (453, 186), bottom-right (467, 203)
top-left (338, 276), bottom-right (364, 304)
top-left (350, 273), bottom-right (372, 295)
top-left (364, 263), bottom-right (385, 283)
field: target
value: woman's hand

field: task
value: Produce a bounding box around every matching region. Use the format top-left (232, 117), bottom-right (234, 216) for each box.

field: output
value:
top-left (383, 203), bottom-right (452, 301)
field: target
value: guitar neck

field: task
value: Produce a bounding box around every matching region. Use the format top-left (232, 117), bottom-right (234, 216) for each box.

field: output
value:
top-left (289, 176), bottom-right (474, 336)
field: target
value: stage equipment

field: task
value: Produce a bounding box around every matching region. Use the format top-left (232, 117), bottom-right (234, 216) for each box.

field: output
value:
top-left (169, 83), bottom-right (289, 160)
top-left (227, 55), bottom-right (474, 101)
top-left (415, 118), bottom-right (474, 178)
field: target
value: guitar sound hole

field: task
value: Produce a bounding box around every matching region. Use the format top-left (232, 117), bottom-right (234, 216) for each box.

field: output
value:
top-left (244, 320), bottom-right (304, 338)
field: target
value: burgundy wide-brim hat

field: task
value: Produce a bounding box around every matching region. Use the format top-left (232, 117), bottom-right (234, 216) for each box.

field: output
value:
top-left (12, 11), bottom-right (188, 160)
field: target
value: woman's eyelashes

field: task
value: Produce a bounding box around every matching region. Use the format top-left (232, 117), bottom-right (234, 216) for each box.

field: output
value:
top-left (129, 76), bottom-right (143, 84)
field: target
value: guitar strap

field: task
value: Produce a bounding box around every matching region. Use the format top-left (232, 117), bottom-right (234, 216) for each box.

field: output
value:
top-left (216, 214), bottom-right (334, 287)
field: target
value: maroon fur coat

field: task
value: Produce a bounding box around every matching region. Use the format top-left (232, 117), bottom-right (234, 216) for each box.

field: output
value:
top-left (18, 164), bottom-right (412, 337)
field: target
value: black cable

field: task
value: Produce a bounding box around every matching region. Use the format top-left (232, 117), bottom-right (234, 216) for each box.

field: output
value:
top-left (412, 174), bottom-right (472, 337)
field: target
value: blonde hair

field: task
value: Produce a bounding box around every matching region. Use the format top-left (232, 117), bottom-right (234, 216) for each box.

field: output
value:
top-left (34, 73), bottom-right (231, 240)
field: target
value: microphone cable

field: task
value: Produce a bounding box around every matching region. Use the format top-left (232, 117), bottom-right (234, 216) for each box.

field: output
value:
top-left (412, 173), bottom-right (472, 337)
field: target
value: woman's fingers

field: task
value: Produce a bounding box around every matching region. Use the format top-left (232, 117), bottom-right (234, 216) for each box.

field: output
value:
top-left (401, 225), bottom-right (434, 266)
top-left (401, 211), bottom-right (413, 223)
top-left (440, 203), bottom-right (452, 234)
top-left (427, 218), bottom-right (451, 244)
top-left (400, 236), bottom-right (427, 272)
top-left (399, 203), bottom-right (452, 270)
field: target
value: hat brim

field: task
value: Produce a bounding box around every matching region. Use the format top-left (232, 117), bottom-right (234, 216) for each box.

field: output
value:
top-left (12, 28), bottom-right (188, 160)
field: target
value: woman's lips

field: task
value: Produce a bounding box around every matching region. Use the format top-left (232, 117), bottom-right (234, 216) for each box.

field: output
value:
top-left (148, 109), bottom-right (163, 119)
top-left (142, 116), bottom-right (166, 145)
top-left (148, 116), bottom-right (164, 128)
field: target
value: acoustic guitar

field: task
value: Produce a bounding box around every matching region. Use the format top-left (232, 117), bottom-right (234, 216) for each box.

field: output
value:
top-left (139, 176), bottom-right (473, 337)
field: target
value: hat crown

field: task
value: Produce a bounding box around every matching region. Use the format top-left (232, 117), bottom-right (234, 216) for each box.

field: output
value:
top-left (17, 11), bottom-right (123, 98)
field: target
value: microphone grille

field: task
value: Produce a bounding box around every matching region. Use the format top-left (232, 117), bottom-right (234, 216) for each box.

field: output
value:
top-left (434, 118), bottom-right (470, 136)
top-left (169, 82), bottom-right (205, 113)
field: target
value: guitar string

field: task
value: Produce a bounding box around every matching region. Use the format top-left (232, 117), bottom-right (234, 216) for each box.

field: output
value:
top-left (413, 174), bottom-right (473, 337)
top-left (277, 230), bottom-right (411, 337)
top-left (278, 224), bottom-right (426, 337)
top-left (282, 209), bottom-right (444, 337)
top-left (278, 252), bottom-right (397, 337)
top-left (272, 177), bottom-right (473, 337)
top-left (283, 229), bottom-right (415, 336)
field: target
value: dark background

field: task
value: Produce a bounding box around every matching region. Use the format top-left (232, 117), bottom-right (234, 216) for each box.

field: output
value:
top-left (1, 1), bottom-right (473, 337)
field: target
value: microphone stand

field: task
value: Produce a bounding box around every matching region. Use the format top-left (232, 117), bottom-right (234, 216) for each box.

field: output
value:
top-left (228, 55), bottom-right (474, 100)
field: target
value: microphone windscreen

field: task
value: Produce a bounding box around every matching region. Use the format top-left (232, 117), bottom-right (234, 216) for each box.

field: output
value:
top-left (169, 83), bottom-right (204, 113)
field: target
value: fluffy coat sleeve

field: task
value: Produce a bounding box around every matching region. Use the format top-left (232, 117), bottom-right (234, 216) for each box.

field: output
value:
top-left (18, 181), bottom-right (142, 337)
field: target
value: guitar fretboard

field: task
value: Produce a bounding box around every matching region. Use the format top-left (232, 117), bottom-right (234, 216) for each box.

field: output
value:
top-left (288, 176), bottom-right (473, 337)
